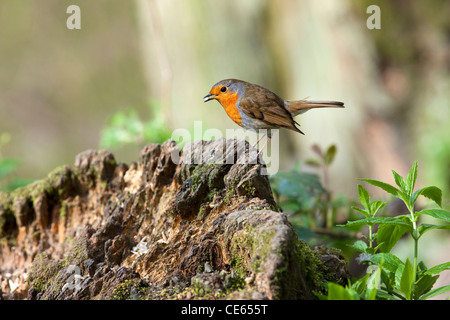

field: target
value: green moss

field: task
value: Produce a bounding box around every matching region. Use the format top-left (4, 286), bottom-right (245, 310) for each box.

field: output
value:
top-left (0, 165), bottom-right (75, 242)
top-left (226, 218), bottom-right (342, 299)
top-left (230, 256), bottom-right (247, 277)
top-left (189, 277), bottom-right (209, 297)
top-left (197, 205), bottom-right (207, 220)
top-left (189, 164), bottom-right (212, 191)
top-left (27, 253), bottom-right (62, 293)
top-left (223, 188), bottom-right (234, 205)
top-left (111, 280), bottom-right (131, 300)
top-left (204, 187), bottom-right (221, 203)
top-left (228, 223), bottom-right (280, 278)
top-left (112, 280), bottom-right (133, 300)
top-left (183, 270), bottom-right (246, 299)
top-left (294, 240), bottom-right (338, 293)
top-left (228, 225), bottom-right (260, 279)
top-left (224, 273), bottom-right (246, 292)
top-left (0, 191), bottom-right (11, 205)
top-left (104, 156), bottom-right (117, 168)
top-left (27, 236), bottom-right (90, 298)
top-left (60, 201), bottom-right (68, 217)
top-left (189, 163), bottom-right (230, 194)
top-left (111, 279), bottom-right (148, 300)
top-left (62, 237), bottom-right (89, 267)
top-left (0, 193), bottom-right (13, 238)
top-left (32, 166), bottom-right (70, 200)
top-left (255, 228), bottom-right (277, 273)
top-left (241, 181), bottom-right (256, 196)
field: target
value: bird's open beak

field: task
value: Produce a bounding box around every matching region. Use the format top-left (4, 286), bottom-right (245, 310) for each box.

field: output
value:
top-left (203, 93), bottom-right (216, 102)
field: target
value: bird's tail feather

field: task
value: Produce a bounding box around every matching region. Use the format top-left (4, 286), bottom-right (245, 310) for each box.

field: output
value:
top-left (286, 100), bottom-right (345, 116)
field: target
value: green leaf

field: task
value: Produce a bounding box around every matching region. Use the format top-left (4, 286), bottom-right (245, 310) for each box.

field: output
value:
top-left (376, 289), bottom-right (398, 300)
top-left (99, 109), bottom-right (144, 148)
top-left (341, 217), bottom-right (413, 232)
top-left (305, 159), bottom-right (322, 168)
top-left (351, 206), bottom-right (370, 218)
top-left (294, 226), bottom-right (317, 241)
top-left (405, 161), bottom-right (418, 196)
top-left (270, 171), bottom-right (326, 199)
top-left (358, 179), bottom-right (401, 198)
top-left (99, 105), bottom-right (171, 148)
top-left (270, 170), bottom-right (327, 215)
top-left (370, 200), bottom-right (387, 216)
top-left (278, 200), bottom-right (301, 214)
top-left (412, 186), bottom-right (442, 207)
top-left (419, 285), bottom-right (450, 300)
top-left (417, 209), bottom-right (450, 223)
top-left (142, 110), bottom-right (172, 143)
top-left (323, 282), bottom-right (360, 300)
top-left (380, 269), bottom-right (396, 295)
top-left (372, 242), bottom-right (385, 253)
top-left (425, 262), bottom-right (450, 275)
top-left (0, 158), bottom-right (21, 179)
top-left (369, 253), bottom-right (404, 274)
top-left (396, 214), bottom-right (414, 225)
top-left (392, 170), bottom-right (407, 194)
top-left (339, 219), bottom-right (370, 230)
top-left (418, 224), bottom-right (450, 238)
top-left (398, 258), bottom-right (413, 300)
top-left (350, 240), bottom-right (368, 253)
top-left (376, 223), bottom-right (409, 253)
top-left (352, 273), bottom-right (371, 296)
top-left (324, 145), bottom-right (337, 165)
top-left (412, 261), bottom-right (438, 299)
top-left (357, 184), bottom-right (370, 211)
top-left (415, 273), bottom-right (439, 299)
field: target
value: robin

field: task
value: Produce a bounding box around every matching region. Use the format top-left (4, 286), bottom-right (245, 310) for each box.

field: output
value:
top-left (203, 78), bottom-right (344, 152)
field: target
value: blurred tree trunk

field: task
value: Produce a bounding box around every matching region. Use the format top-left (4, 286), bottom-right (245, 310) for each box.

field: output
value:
top-left (134, 0), bottom-right (450, 197)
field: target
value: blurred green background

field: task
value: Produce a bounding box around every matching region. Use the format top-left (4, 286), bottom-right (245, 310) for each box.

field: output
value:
top-left (0, 0), bottom-right (449, 294)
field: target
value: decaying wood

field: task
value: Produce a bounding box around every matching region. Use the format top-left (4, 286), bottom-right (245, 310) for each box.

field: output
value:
top-left (0, 139), bottom-right (347, 300)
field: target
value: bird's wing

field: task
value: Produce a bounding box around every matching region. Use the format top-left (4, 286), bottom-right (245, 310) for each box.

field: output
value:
top-left (239, 85), bottom-right (304, 134)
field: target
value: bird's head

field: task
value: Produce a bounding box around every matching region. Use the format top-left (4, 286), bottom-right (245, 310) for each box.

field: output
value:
top-left (203, 79), bottom-right (243, 105)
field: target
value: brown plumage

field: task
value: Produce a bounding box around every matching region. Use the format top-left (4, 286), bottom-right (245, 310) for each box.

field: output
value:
top-left (204, 79), bottom-right (344, 135)
top-left (204, 79), bottom-right (344, 155)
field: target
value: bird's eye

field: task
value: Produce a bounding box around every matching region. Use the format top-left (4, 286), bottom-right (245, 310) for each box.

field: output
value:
top-left (220, 86), bottom-right (227, 93)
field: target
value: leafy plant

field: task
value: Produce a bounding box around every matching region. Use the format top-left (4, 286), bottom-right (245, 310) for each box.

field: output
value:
top-left (304, 144), bottom-right (342, 230)
top-left (305, 144), bottom-right (337, 191)
top-left (270, 169), bottom-right (327, 229)
top-left (319, 161), bottom-right (450, 300)
top-left (100, 101), bottom-right (171, 149)
top-left (270, 144), bottom-right (353, 247)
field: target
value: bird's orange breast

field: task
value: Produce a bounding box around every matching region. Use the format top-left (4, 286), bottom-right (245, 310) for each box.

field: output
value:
top-left (217, 92), bottom-right (242, 126)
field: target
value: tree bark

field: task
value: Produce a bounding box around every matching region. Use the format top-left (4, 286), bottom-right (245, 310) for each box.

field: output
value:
top-left (0, 139), bottom-right (348, 300)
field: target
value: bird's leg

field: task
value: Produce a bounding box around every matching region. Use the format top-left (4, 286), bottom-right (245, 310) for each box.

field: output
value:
top-left (251, 133), bottom-right (266, 149)
top-left (257, 136), bottom-right (271, 158)
top-left (250, 133), bottom-right (266, 162)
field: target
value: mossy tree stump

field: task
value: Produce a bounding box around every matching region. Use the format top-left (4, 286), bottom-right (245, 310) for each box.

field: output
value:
top-left (0, 139), bottom-right (348, 300)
